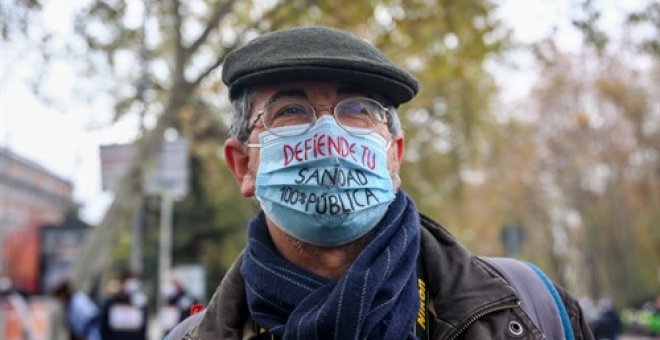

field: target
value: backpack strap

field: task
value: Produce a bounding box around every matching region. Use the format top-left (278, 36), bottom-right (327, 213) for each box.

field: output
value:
top-left (524, 262), bottom-right (574, 340)
top-left (480, 257), bottom-right (574, 340)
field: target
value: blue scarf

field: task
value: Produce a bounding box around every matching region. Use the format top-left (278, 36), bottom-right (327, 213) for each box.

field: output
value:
top-left (241, 190), bottom-right (421, 339)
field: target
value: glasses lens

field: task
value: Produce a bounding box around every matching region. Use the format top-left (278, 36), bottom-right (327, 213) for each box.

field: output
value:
top-left (336, 98), bottom-right (385, 132)
top-left (263, 101), bottom-right (315, 135)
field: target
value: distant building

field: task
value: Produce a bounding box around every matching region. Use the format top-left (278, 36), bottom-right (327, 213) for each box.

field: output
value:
top-left (0, 147), bottom-right (74, 233)
top-left (1, 147), bottom-right (77, 292)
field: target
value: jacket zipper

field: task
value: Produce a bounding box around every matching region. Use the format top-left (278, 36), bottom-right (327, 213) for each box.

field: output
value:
top-left (445, 301), bottom-right (520, 340)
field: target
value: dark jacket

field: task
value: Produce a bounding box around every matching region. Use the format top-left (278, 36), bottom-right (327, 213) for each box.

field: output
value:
top-left (99, 294), bottom-right (148, 340)
top-left (169, 214), bottom-right (594, 339)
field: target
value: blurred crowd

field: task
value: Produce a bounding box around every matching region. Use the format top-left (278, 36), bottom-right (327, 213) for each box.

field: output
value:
top-left (3, 272), bottom-right (659, 339)
top-left (619, 295), bottom-right (660, 338)
top-left (580, 295), bottom-right (660, 339)
top-left (0, 273), bottom-right (201, 340)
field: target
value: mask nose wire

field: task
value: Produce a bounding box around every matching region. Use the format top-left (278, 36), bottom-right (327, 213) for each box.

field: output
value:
top-left (246, 107), bottom-right (337, 149)
top-left (312, 104), bottom-right (339, 127)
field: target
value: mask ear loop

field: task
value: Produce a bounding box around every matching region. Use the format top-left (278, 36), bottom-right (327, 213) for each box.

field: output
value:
top-left (385, 139), bottom-right (393, 150)
top-left (384, 138), bottom-right (399, 191)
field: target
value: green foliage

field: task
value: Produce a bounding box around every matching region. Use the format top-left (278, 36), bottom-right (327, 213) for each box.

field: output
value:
top-left (627, 2), bottom-right (660, 58)
top-left (1, 0), bottom-right (43, 39)
top-left (571, 0), bottom-right (609, 51)
top-left (375, 0), bottom-right (508, 241)
top-left (494, 38), bottom-right (660, 305)
top-left (170, 102), bottom-right (258, 296)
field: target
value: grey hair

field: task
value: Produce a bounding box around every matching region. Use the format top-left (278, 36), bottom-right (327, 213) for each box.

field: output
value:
top-left (229, 89), bottom-right (257, 144)
top-left (229, 88), bottom-right (403, 144)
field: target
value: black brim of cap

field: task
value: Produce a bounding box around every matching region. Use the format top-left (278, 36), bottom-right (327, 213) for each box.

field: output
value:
top-left (228, 65), bottom-right (417, 105)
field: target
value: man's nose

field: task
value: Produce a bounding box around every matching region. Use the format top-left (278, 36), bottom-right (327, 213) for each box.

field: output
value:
top-left (313, 104), bottom-right (335, 118)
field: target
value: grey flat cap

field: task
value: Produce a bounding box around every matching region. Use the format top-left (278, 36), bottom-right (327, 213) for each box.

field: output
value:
top-left (222, 26), bottom-right (419, 105)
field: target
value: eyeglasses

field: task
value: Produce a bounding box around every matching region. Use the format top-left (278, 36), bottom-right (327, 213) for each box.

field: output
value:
top-left (247, 97), bottom-right (390, 137)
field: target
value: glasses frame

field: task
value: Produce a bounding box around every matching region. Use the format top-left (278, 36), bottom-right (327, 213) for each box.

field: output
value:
top-left (246, 97), bottom-right (391, 137)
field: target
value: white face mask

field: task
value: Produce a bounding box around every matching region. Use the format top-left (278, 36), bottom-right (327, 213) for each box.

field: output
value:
top-left (160, 282), bottom-right (178, 297)
top-left (123, 279), bottom-right (141, 293)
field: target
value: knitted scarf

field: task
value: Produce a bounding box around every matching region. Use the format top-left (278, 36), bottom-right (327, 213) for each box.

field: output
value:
top-left (240, 190), bottom-right (421, 339)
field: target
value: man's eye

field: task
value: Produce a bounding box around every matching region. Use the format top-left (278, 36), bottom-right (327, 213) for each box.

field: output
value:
top-left (281, 106), bottom-right (305, 115)
top-left (345, 103), bottom-right (370, 116)
top-left (273, 104), bottom-right (309, 117)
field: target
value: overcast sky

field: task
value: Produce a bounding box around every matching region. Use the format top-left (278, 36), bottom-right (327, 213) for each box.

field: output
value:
top-left (0, 0), bottom-right (649, 225)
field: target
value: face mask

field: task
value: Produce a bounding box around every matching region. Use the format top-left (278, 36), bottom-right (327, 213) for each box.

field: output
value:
top-left (123, 278), bottom-right (141, 293)
top-left (253, 115), bottom-right (396, 246)
top-left (160, 281), bottom-right (178, 298)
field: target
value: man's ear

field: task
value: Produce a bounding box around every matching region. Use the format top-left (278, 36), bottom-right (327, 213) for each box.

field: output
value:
top-left (388, 134), bottom-right (405, 188)
top-left (392, 135), bottom-right (404, 168)
top-left (224, 138), bottom-right (255, 197)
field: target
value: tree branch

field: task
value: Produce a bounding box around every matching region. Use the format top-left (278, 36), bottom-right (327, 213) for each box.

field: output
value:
top-left (188, 0), bottom-right (300, 90)
top-left (172, 0), bottom-right (186, 84)
top-left (185, 0), bottom-right (238, 58)
top-left (70, 86), bottom-right (188, 292)
top-left (188, 23), bottom-right (259, 89)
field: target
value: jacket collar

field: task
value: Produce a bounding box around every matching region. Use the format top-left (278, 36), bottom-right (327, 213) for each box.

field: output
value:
top-left (418, 213), bottom-right (517, 339)
top-left (192, 253), bottom-right (249, 339)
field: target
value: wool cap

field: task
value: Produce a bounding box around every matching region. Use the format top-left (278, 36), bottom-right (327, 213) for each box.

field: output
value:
top-left (222, 26), bottom-right (419, 105)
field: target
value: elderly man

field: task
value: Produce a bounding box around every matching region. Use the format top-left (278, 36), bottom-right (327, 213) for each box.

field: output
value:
top-left (168, 26), bottom-right (593, 340)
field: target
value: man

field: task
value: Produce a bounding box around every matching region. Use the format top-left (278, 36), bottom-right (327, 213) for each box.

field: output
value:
top-left (169, 26), bottom-right (594, 339)
top-left (99, 271), bottom-right (148, 340)
top-left (160, 276), bottom-right (201, 334)
top-left (52, 281), bottom-right (101, 340)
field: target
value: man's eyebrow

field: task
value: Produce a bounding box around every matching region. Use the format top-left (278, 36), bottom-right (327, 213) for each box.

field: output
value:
top-left (265, 89), bottom-right (307, 106)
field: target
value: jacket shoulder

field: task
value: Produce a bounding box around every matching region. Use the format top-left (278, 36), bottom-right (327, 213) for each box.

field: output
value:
top-left (418, 212), bottom-right (460, 246)
top-left (165, 252), bottom-right (248, 339)
top-left (165, 311), bottom-right (206, 340)
top-left (418, 213), bottom-right (593, 340)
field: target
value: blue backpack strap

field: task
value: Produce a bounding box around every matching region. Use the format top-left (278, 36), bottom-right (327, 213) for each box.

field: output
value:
top-left (480, 257), bottom-right (573, 340)
top-left (524, 262), bottom-right (574, 340)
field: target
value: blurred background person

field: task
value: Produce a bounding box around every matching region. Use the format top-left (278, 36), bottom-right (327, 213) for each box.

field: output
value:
top-left (52, 280), bottom-right (101, 340)
top-left (159, 275), bottom-right (201, 335)
top-left (1, 276), bottom-right (34, 340)
top-left (644, 294), bottom-right (660, 337)
top-left (591, 298), bottom-right (622, 340)
top-left (579, 296), bottom-right (599, 330)
top-left (98, 271), bottom-right (148, 340)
